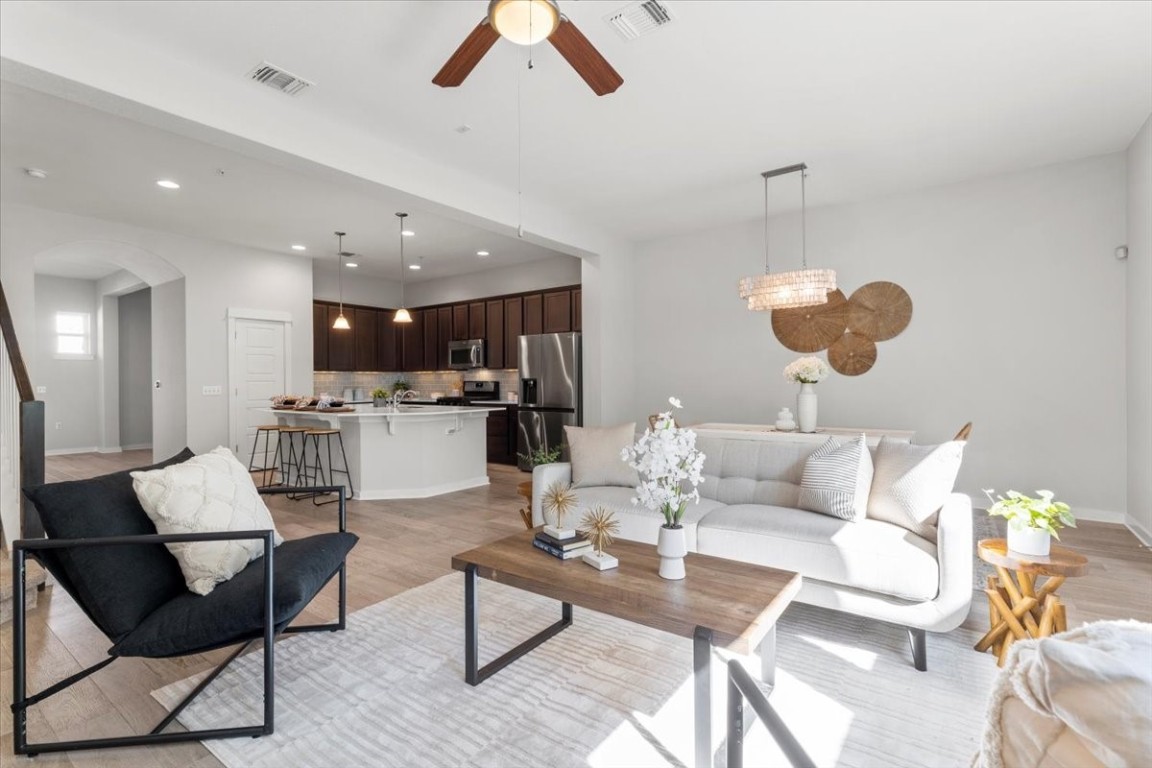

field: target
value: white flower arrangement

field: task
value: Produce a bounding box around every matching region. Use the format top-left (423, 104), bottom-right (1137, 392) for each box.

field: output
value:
top-left (783, 356), bottom-right (830, 384)
top-left (621, 397), bottom-right (706, 528)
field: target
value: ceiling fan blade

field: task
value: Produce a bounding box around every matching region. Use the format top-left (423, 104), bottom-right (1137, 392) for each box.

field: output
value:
top-left (433, 20), bottom-right (501, 88)
top-left (547, 18), bottom-right (623, 96)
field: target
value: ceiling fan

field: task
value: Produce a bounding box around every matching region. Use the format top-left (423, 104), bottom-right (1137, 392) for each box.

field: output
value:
top-left (433, 0), bottom-right (623, 96)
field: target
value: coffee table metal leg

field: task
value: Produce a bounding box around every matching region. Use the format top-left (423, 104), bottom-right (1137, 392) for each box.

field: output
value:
top-left (694, 626), bottom-right (713, 768)
top-left (464, 564), bottom-right (573, 686)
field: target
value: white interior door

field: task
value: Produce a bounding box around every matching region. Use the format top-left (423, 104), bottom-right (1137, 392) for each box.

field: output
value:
top-left (229, 317), bottom-right (288, 462)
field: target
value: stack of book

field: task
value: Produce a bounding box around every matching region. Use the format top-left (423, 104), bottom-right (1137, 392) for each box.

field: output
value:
top-left (532, 530), bottom-right (592, 560)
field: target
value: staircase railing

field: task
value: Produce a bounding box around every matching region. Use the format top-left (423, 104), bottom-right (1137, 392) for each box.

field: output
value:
top-left (0, 280), bottom-right (45, 550)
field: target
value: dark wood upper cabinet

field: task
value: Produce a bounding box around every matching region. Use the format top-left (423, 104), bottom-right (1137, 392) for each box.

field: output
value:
top-left (377, 310), bottom-right (399, 371)
top-left (468, 302), bottom-right (485, 339)
top-left (573, 289), bottom-right (582, 332)
top-left (401, 310), bottom-right (425, 371)
top-left (485, 300), bottom-right (505, 369)
top-left (423, 308), bottom-right (439, 370)
top-left (543, 290), bottom-right (573, 333)
top-left (353, 308), bottom-right (378, 371)
top-left (452, 304), bottom-right (469, 341)
top-left (436, 306), bottom-right (452, 370)
top-left (504, 296), bottom-right (523, 372)
top-left (327, 305), bottom-right (354, 371)
top-left (523, 293), bottom-right (543, 335)
top-left (313, 303), bottom-right (329, 371)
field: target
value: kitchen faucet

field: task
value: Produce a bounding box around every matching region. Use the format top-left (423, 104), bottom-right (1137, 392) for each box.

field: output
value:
top-left (389, 389), bottom-right (418, 408)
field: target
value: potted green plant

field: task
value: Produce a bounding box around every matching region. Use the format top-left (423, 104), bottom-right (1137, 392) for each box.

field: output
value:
top-left (392, 378), bottom-right (411, 395)
top-left (983, 489), bottom-right (1076, 557)
top-left (518, 445), bottom-right (562, 468)
top-left (371, 387), bottom-right (389, 408)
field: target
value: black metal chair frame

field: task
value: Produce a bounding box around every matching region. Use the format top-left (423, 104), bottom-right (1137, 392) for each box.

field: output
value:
top-left (10, 485), bottom-right (349, 757)
top-left (725, 658), bottom-right (815, 768)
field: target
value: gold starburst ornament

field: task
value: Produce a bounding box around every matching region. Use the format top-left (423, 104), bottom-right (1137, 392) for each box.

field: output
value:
top-left (541, 481), bottom-right (579, 538)
top-left (578, 506), bottom-right (620, 571)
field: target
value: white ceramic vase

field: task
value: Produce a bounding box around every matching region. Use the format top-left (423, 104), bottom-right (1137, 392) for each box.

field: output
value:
top-left (657, 525), bottom-right (687, 580)
top-left (1007, 525), bottom-right (1051, 557)
top-left (797, 382), bottom-right (818, 433)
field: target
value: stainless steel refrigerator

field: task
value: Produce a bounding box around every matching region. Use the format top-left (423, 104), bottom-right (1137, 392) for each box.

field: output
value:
top-left (517, 332), bottom-right (582, 471)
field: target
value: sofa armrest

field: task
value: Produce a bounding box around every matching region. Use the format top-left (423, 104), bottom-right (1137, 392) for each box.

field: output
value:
top-left (531, 462), bottom-right (573, 527)
top-left (932, 492), bottom-right (975, 631)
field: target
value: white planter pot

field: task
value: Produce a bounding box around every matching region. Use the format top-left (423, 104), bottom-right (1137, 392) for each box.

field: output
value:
top-left (657, 525), bottom-right (687, 580)
top-left (797, 383), bottom-right (818, 433)
top-left (1007, 525), bottom-right (1051, 557)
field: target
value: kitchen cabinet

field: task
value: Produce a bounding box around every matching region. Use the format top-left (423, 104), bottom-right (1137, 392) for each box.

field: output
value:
top-left (543, 290), bottom-right (572, 333)
top-left (573, 289), bottom-right (582, 332)
top-left (400, 310), bottom-right (425, 371)
top-left (327, 305), bottom-right (354, 371)
top-left (485, 405), bottom-right (518, 465)
top-left (452, 305), bottom-right (469, 341)
top-left (504, 296), bottom-right (522, 371)
top-left (523, 293), bottom-right (543, 335)
top-left (423, 307), bottom-right (439, 370)
top-left (376, 310), bottom-right (399, 371)
top-left (313, 303), bottom-right (329, 370)
top-left (468, 302), bottom-right (485, 340)
top-left (485, 300), bottom-right (504, 369)
top-left (353, 308), bottom-right (378, 371)
top-left (436, 306), bottom-right (452, 370)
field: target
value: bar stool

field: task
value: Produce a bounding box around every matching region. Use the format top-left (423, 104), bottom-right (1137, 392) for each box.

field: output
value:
top-left (276, 426), bottom-right (311, 499)
top-left (300, 428), bottom-right (354, 505)
top-left (247, 425), bottom-right (285, 488)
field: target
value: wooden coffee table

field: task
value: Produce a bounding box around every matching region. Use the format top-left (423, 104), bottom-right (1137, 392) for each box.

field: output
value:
top-left (451, 529), bottom-right (802, 768)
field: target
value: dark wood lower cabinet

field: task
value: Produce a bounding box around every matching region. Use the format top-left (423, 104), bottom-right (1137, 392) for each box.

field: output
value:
top-left (485, 406), bottom-right (518, 465)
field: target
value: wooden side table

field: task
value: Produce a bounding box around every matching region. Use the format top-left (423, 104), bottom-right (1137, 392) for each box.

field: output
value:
top-left (975, 539), bottom-right (1088, 666)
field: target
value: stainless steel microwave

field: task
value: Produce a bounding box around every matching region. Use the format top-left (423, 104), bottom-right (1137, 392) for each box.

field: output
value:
top-left (448, 339), bottom-right (486, 369)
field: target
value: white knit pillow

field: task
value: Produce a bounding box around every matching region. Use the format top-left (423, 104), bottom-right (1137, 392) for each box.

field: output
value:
top-left (565, 423), bottom-right (639, 488)
top-left (798, 435), bottom-right (873, 521)
top-left (132, 446), bottom-right (283, 595)
top-left (867, 436), bottom-right (965, 539)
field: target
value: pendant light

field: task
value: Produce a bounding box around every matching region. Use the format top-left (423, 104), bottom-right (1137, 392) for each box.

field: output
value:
top-left (738, 163), bottom-right (836, 311)
top-left (332, 231), bottom-right (351, 329)
top-left (393, 213), bottom-right (413, 324)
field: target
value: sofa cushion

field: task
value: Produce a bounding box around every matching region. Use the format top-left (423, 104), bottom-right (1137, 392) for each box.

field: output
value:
top-left (113, 532), bottom-right (358, 658)
top-left (798, 435), bottom-right (873, 521)
top-left (696, 504), bottom-right (939, 601)
top-left (23, 448), bottom-right (195, 642)
top-left (568, 485), bottom-right (723, 551)
top-left (565, 423), bottom-right (639, 488)
top-left (867, 436), bottom-right (965, 540)
top-left (696, 437), bottom-right (821, 507)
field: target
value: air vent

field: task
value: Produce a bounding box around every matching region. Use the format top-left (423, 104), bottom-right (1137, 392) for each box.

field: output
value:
top-left (604, 0), bottom-right (674, 41)
top-left (247, 61), bottom-right (313, 96)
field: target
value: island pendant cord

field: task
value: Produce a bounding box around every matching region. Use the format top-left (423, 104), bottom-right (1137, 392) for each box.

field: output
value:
top-left (332, 231), bottom-right (351, 330)
top-left (394, 213), bottom-right (413, 323)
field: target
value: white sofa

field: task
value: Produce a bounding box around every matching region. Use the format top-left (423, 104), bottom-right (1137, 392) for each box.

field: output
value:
top-left (532, 431), bottom-right (973, 670)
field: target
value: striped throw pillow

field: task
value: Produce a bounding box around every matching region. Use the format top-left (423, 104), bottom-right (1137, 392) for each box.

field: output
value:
top-left (798, 435), bottom-right (874, 522)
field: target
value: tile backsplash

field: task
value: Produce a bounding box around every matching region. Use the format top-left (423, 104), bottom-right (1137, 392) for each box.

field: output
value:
top-left (312, 369), bottom-right (519, 401)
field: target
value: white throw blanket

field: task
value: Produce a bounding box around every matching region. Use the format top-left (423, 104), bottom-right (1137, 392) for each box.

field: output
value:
top-left (975, 620), bottom-right (1152, 768)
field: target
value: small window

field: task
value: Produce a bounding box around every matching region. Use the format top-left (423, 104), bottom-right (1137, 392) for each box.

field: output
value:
top-left (55, 312), bottom-right (92, 359)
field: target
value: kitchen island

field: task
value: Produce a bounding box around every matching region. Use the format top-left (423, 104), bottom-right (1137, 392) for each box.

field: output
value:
top-left (265, 405), bottom-right (505, 500)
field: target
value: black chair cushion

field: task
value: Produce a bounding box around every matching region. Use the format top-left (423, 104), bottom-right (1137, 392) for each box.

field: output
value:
top-left (23, 449), bottom-right (195, 642)
top-left (112, 532), bottom-right (358, 658)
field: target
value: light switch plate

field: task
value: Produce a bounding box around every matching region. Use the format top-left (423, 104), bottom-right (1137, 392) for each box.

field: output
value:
top-left (202, 385), bottom-right (223, 396)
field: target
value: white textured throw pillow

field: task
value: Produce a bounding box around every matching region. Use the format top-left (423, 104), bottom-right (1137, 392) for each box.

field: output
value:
top-left (798, 435), bottom-right (874, 521)
top-left (565, 423), bottom-right (639, 488)
top-left (132, 446), bottom-right (283, 596)
top-left (867, 436), bottom-right (965, 539)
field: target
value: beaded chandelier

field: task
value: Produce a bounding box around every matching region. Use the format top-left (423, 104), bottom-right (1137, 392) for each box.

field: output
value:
top-left (739, 163), bottom-right (836, 311)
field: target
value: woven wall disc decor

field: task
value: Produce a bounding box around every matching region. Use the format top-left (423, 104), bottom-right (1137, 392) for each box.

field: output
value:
top-left (771, 288), bottom-right (849, 353)
top-left (828, 331), bottom-right (877, 376)
top-left (848, 281), bottom-right (913, 341)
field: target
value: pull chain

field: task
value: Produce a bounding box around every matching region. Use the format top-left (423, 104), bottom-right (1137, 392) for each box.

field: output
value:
top-left (763, 174), bottom-right (770, 275)
top-left (800, 170), bottom-right (808, 269)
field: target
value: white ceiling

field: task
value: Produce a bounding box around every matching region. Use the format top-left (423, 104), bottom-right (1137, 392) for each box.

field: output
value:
top-left (0, 83), bottom-right (575, 281)
top-left (22, 0), bottom-right (1152, 242)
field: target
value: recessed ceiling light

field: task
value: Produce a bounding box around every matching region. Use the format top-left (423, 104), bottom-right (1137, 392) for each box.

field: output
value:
top-left (345, 262), bottom-right (358, 268)
top-left (476, 250), bottom-right (490, 257)
top-left (156, 179), bottom-right (180, 189)
top-left (24, 167), bottom-right (48, 179)
top-left (401, 230), bottom-right (415, 237)
top-left (409, 263), bottom-right (421, 270)
top-left (291, 244), bottom-right (307, 251)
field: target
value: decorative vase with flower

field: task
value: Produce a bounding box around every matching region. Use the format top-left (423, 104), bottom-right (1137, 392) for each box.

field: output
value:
top-left (784, 356), bottom-right (830, 433)
top-left (622, 397), bottom-right (706, 581)
top-left (984, 489), bottom-right (1076, 557)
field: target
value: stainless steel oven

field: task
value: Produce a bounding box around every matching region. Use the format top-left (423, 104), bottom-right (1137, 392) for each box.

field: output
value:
top-left (448, 339), bottom-right (486, 369)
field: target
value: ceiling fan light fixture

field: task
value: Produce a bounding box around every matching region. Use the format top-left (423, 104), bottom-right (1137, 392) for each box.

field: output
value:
top-left (488, 0), bottom-right (560, 45)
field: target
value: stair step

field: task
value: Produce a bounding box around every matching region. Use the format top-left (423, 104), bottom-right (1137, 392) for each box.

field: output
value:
top-left (0, 549), bottom-right (48, 625)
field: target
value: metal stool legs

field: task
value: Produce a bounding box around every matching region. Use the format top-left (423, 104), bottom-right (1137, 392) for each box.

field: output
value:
top-left (299, 430), bottom-right (354, 505)
top-left (247, 426), bottom-right (284, 488)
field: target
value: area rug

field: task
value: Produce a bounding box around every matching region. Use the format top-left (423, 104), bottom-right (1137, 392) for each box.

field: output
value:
top-left (153, 573), bottom-right (999, 768)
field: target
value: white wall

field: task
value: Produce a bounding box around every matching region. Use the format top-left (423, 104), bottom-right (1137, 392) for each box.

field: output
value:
top-left (118, 287), bottom-right (152, 449)
top-left (312, 261), bottom-right (400, 308)
top-left (404, 257), bottom-right (583, 308)
top-left (33, 275), bottom-right (101, 452)
top-left (632, 154), bottom-right (1128, 518)
top-left (1127, 115), bottom-right (1152, 543)
top-left (2, 203), bottom-right (314, 456)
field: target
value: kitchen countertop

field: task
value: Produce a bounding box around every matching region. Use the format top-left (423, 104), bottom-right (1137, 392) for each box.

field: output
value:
top-left (264, 404), bottom-right (506, 419)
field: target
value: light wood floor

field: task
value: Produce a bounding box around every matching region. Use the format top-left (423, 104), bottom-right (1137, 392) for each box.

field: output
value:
top-left (2, 450), bottom-right (1150, 767)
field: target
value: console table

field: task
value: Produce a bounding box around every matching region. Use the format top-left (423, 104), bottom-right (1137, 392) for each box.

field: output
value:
top-left (691, 423), bottom-right (914, 446)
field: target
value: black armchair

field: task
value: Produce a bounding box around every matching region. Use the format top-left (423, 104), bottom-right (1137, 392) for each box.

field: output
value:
top-left (12, 453), bottom-right (357, 757)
